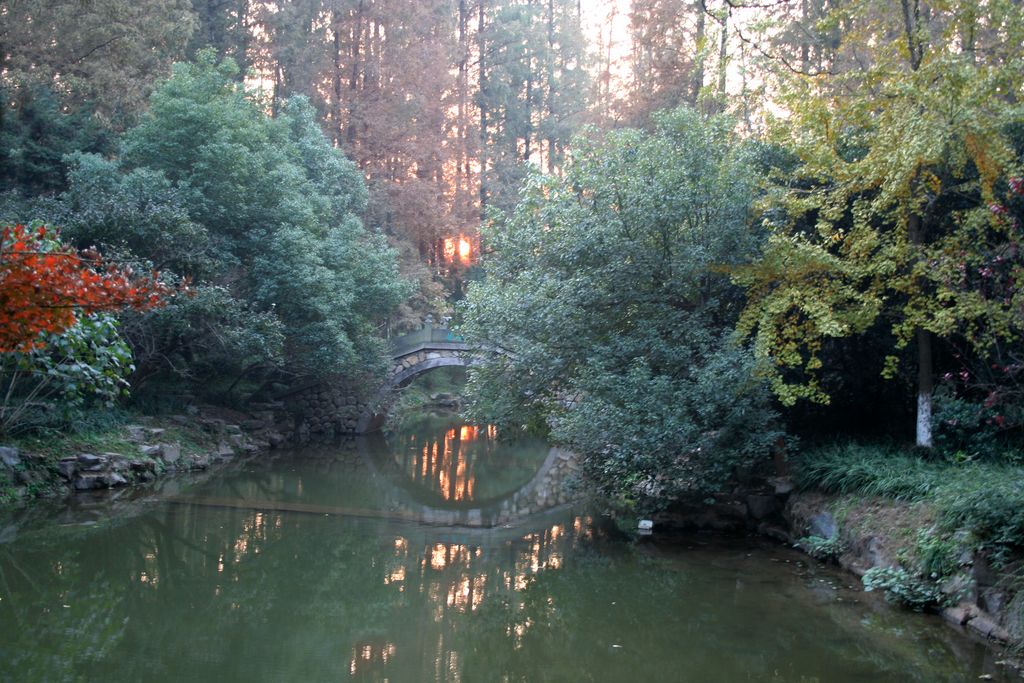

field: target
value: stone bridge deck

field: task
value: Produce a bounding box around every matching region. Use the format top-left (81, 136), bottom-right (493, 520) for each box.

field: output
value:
top-left (286, 325), bottom-right (482, 436)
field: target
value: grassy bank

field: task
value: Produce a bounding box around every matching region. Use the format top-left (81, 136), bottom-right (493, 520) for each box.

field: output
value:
top-left (795, 443), bottom-right (1024, 565)
top-left (0, 406), bottom-right (274, 508)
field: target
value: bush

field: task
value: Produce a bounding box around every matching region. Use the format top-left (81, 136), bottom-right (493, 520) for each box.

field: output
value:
top-left (0, 315), bottom-right (134, 435)
top-left (797, 534), bottom-right (844, 561)
top-left (462, 108), bottom-right (784, 511)
top-left (862, 566), bottom-right (947, 611)
top-left (932, 385), bottom-right (1023, 462)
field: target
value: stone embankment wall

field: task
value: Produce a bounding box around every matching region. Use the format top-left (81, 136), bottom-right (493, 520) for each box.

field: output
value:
top-left (657, 480), bottom-right (1022, 652)
top-left (285, 382), bottom-right (373, 438)
top-left (0, 409), bottom-right (289, 504)
top-left (783, 491), bottom-right (1023, 648)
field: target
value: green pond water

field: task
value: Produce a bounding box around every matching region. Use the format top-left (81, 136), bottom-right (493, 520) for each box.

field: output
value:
top-left (0, 413), bottom-right (1017, 682)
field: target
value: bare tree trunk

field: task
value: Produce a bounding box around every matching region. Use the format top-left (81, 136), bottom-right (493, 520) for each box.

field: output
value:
top-left (546, 0), bottom-right (556, 172)
top-left (717, 4), bottom-right (729, 98)
top-left (691, 0), bottom-right (705, 103)
top-left (524, 0), bottom-right (533, 162)
top-left (457, 0), bottom-right (468, 204)
top-left (479, 0), bottom-right (489, 218)
top-left (332, 10), bottom-right (343, 145)
top-left (346, 0), bottom-right (365, 146)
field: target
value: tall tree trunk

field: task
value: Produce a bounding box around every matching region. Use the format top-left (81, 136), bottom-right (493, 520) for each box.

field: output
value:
top-left (238, 0), bottom-right (250, 77)
top-left (332, 9), bottom-right (343, 145)
top-left (916, 328), bottom-right (934, 448)
top-left (478, 0), bottom-right (488, 218)
top-left (346, 0), bottom-right (365, 146)
top-left (716, 4), bottom-right (729, 99)
top-left (800, 0), bottom-right (810, 71)
top-left (546, 0), bottom-right (556, 172)
top-left (524, 0), bottom-right (534, 162)
top-left (603, 5), bottom-right (616, 122)
top-left (457, 0), bottom-right (468, 204)
top-left (691, 0), bottom-right (705, 103)
top-left (908, 211), bottom-right (933, 448)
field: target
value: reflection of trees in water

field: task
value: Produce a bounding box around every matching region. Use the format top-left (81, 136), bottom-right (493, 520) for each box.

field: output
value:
top-left (0, 502), bottom-right (597, 682)
top-left (0, 501), bottom-right (999, 682)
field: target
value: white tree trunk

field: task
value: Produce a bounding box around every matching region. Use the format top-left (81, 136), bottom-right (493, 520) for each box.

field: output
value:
top-left (916, 329), bottom-right (933, 448)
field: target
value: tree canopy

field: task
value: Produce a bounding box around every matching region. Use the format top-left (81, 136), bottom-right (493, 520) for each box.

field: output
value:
top-left (461, 108), bottom-right (782, 508)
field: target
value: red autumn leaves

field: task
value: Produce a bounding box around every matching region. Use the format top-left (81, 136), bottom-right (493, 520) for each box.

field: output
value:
top-left (0, 224), bottom-right (172, 353)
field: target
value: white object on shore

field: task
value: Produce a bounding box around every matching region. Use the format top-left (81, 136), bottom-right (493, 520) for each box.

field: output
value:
top-left (638, 519), bottom-right (654, 531)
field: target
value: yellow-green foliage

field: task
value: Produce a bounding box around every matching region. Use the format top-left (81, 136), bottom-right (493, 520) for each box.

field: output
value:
top-left (734, 0), bottom-right (1024, 405)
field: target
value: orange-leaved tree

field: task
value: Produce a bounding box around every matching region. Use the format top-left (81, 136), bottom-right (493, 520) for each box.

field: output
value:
top-left (0, 224), bottom-right (170, 352)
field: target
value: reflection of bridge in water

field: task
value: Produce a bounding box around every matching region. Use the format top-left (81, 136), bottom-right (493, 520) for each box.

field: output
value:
top-left (81, 453), bottom-right (607, 682)
top-left (357, 435), bottom-right (581, 529)
top-left (165, 436), bottom-right (580, 531)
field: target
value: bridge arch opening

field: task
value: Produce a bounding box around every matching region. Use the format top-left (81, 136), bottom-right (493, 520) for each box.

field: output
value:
top-left (356, 356), bottom-right (475, 433)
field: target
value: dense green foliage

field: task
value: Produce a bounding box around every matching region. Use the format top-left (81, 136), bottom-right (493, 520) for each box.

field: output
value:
top-left (462, 108), bottom-right (782, 509)
top-left (3, 53), bottom-right (408, 404)
top-left (734, 0), bottom-right (1024, 449)
top-left (862, 566), bottom-right (947, 611)
top-left (0, 315), bottom-right (134, 434)
top-left (0, 85), bottom-right (115, 196)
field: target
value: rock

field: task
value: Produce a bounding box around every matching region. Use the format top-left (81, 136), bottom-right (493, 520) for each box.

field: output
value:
top-left (0, 446), bottom-right (21, 468)
top-left (170, 415), bottom-right (191, 426)
top-left (942, 605), bottom-right (970, 626)
top-left (266, 431), bottom-right (286, 448)
top-left (980, 588), bottom-right (1007, 615)
top-left (941, 573), bottom-right (976, 604)
top-left (808, 511), bottom-right (838, 539)
top-left (201, 418), bottom-right (225, 433)
top-left (15, 467), bottom-right (44, 485)
top-left (159, 443), bottom-right (181, 465)
top-left (129, 459), bottom-right (156, 472)
top-left (973, 555), bottom-right (998, 588)
top-left (77, 453), bottom-right (107, 472)
top-left (100, 454), bottom-right (127, 471)
top-left (216, 443), bottom-right (235, 458)
top-left (224, 424), bottom-right (242, 436)
top-left (125, 425), bottom-right (147, 443)
top-left (57, 457), bottom-right (78, 479)
top-left (746, 494), bottom-right (779, 520)
top-left (242, 419), bottom-right (267, 431)
top-left (757, 522), bottom-right (792, 544)
top-left (144, 427), bottom-right (166, 439)
top-left (191, 455), bottom-right (210, 470)
top-left (102, 472), bottom-right (129, 487)
top-left (967, 614), bottom-right (1010, 642)
top-left (0, 524), bottom-right (17, 544)
top-left (73, 473), bottom-right (106, 490)
top-left (767, 476), bottom-right (795, 496)
top-left (138, 444), bottom-right (162, 458)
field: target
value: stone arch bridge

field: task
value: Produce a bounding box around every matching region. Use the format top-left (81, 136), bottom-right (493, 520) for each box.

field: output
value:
top-left (286, 325), bottom-right (485, 436)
